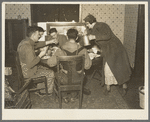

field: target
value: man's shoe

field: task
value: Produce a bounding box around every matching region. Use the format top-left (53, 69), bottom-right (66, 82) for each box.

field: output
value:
top-left (83, 88), bottom-right (91, 95)
top-left (34, 92), bottom-right (45, 97)
top-left (62, 97), bottom-right (70, 104)
top-left (103, 89), bottom-right (110, 96)
top-left (35, 92), bottom-right (52, 97)
top-left (39, 92), bottom-right (52, 96)
top-left (70, 97), bottom-right (77, 103)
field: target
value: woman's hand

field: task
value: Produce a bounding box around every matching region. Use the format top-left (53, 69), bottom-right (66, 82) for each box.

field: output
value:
top-left (88, 34), bottom-right (96, 40)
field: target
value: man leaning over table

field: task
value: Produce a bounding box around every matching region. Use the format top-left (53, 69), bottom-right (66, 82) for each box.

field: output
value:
top-left (46, 28), bottom-right (68, 48)
top-left (17, 26), bottom-right (58, 97)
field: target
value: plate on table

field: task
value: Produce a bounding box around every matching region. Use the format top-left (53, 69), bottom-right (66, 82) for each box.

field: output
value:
top-left (42, 56), bottom-right (50, 59)
top-left (95, 54), bottom-right (101, 58)
top-left (88, 53), bottom-right (97, 60)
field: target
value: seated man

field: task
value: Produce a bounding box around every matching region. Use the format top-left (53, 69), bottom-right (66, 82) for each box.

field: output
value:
top-left (34, 26), bottom-right (53, 56)
top-left (47, 28), bottom-right (92, 103)
top-left (17, 26), bottom-right (57, 97)
top-left (45, 28), bottom-right (68, 48)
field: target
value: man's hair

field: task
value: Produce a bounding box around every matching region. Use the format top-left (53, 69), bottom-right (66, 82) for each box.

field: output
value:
top-left (67, 28), bottom-right (78, 40)
top-left (38, 26), bottom-right (45, 32)
top-left (84, 14), bottom-right (97, 24)
top-left (49, 28), bottom-right (57, 34)
top-left (27, 26), bottom-right (39, 37)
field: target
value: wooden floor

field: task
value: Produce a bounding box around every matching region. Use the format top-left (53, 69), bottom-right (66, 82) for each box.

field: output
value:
top-left (30, 74), bottom-right (129, 109)
top-left (5, 55), bottom-right (144, 109)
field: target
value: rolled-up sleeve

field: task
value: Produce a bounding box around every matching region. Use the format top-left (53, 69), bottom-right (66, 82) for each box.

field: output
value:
top-left (34, 41), bottom-right (46, 49)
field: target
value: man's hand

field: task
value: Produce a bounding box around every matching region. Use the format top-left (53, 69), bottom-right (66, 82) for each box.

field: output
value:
top-left (38, 49), bottom-right (47, 58)
top-left (88, 35), bottom-right (96, 40)
top-left (45, 39), bottom-right (58, 45)
top-left (53, 39), bottom-right (58, 44)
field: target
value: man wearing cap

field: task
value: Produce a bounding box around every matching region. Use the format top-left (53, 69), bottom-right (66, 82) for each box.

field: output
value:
top-left (83, 14), bottom-right (132, 96)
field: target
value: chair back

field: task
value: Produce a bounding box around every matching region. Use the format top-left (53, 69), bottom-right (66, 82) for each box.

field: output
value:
top-left (57, 55), bottom-right (85, 86)
top-left (12, 50), bottom-right (24, 90)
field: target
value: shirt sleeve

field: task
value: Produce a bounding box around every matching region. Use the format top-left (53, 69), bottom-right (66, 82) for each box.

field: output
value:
top-left (94, 23), bottom-right (111, 41)
top-left (25, 44), bottom-right (41, 69)
top-left (78, 48), bottom-right (92, 70)
top-left (34, 41), bottom-right (46, 49)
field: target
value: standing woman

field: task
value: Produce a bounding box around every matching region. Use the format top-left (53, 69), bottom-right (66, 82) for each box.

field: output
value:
top-left (83, 14), bottom-right (132, 95)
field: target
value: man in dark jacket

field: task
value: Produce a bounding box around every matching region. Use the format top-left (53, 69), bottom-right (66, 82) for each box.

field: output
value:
top-left (83, 14), bottom-right (132, 95)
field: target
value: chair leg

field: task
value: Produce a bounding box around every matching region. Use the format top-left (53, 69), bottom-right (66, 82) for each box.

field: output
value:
top-left (58, 91), bottom-right (62, 109)
top-left (91, 69), bottom-right (102, 82)
top-left (79, 90), bottom-right (83, 109)
top-left (90, 70), bottom-right (97, 81)
top-left (44, 78), bottom-right (48, 96)
top-left (100, 66), bottom-right (105, 87)
top-left (98, 69), bottom-right (102, 77)
top-left (53, 86), bottom-right (56, 101)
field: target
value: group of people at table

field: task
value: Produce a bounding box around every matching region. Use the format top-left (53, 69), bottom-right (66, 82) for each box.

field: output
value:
top-left (17, 14), bottom-right (132, 103)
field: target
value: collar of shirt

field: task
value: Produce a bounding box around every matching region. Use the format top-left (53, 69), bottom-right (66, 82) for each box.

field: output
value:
top-left (26, 37), bottom-right (35, 47)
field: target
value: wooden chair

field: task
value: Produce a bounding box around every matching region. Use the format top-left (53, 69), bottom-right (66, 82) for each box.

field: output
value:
top-left (5, 88), bottom-right (32, 109)
top-left (5, 75), bottom-right (32, 109)
top-left (54, 55), bottom-right (85, 109)
top-left (12, 50), bottom-right (48, 95)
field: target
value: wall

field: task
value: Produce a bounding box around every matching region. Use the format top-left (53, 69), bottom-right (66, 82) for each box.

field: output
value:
top-left (5, 4), bottom-right (31, 25)
top-left (81, 4), bottom-right (138, 68)
top-left (81, 4), bottom-right (125, 43)
top-left (124, 5), bottom-right (138, 68)
top-left (5, 3), bottom-right (138, 67)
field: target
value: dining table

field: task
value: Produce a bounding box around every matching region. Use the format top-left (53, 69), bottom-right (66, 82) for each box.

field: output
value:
top-left (39, 45), bottom-right (104, 86)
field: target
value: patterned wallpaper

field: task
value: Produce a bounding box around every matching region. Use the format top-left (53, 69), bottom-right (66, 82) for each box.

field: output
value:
top-left (81, 4), bottom-right (125, 43)
top-left (5, 4), bottom-right (31, 25)
top-left (124, 5), bottom-right (138, 68)
top-left (5, 3), bottom-right (138, 67)
top-left (81, 4), bottom-right (138, 68)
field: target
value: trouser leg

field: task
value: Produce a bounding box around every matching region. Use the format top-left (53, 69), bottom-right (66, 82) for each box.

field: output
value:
top-left (34, 66), bottom-right (55, 94)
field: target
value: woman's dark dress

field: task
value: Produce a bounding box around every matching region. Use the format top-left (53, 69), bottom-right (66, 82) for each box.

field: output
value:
top-left (88, 22), bottom-right (132, 85)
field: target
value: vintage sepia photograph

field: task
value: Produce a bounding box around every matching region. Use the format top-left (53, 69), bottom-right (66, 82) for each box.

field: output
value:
top-left (2, 1), bottom-right (148, 120)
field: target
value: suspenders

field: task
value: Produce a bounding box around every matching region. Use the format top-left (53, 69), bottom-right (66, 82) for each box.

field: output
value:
top-left (62, 46), bottom-right (84, 56)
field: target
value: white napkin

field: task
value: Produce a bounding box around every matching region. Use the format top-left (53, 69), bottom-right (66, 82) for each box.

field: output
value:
top-left (88, 53), bottom-right (97, 60)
